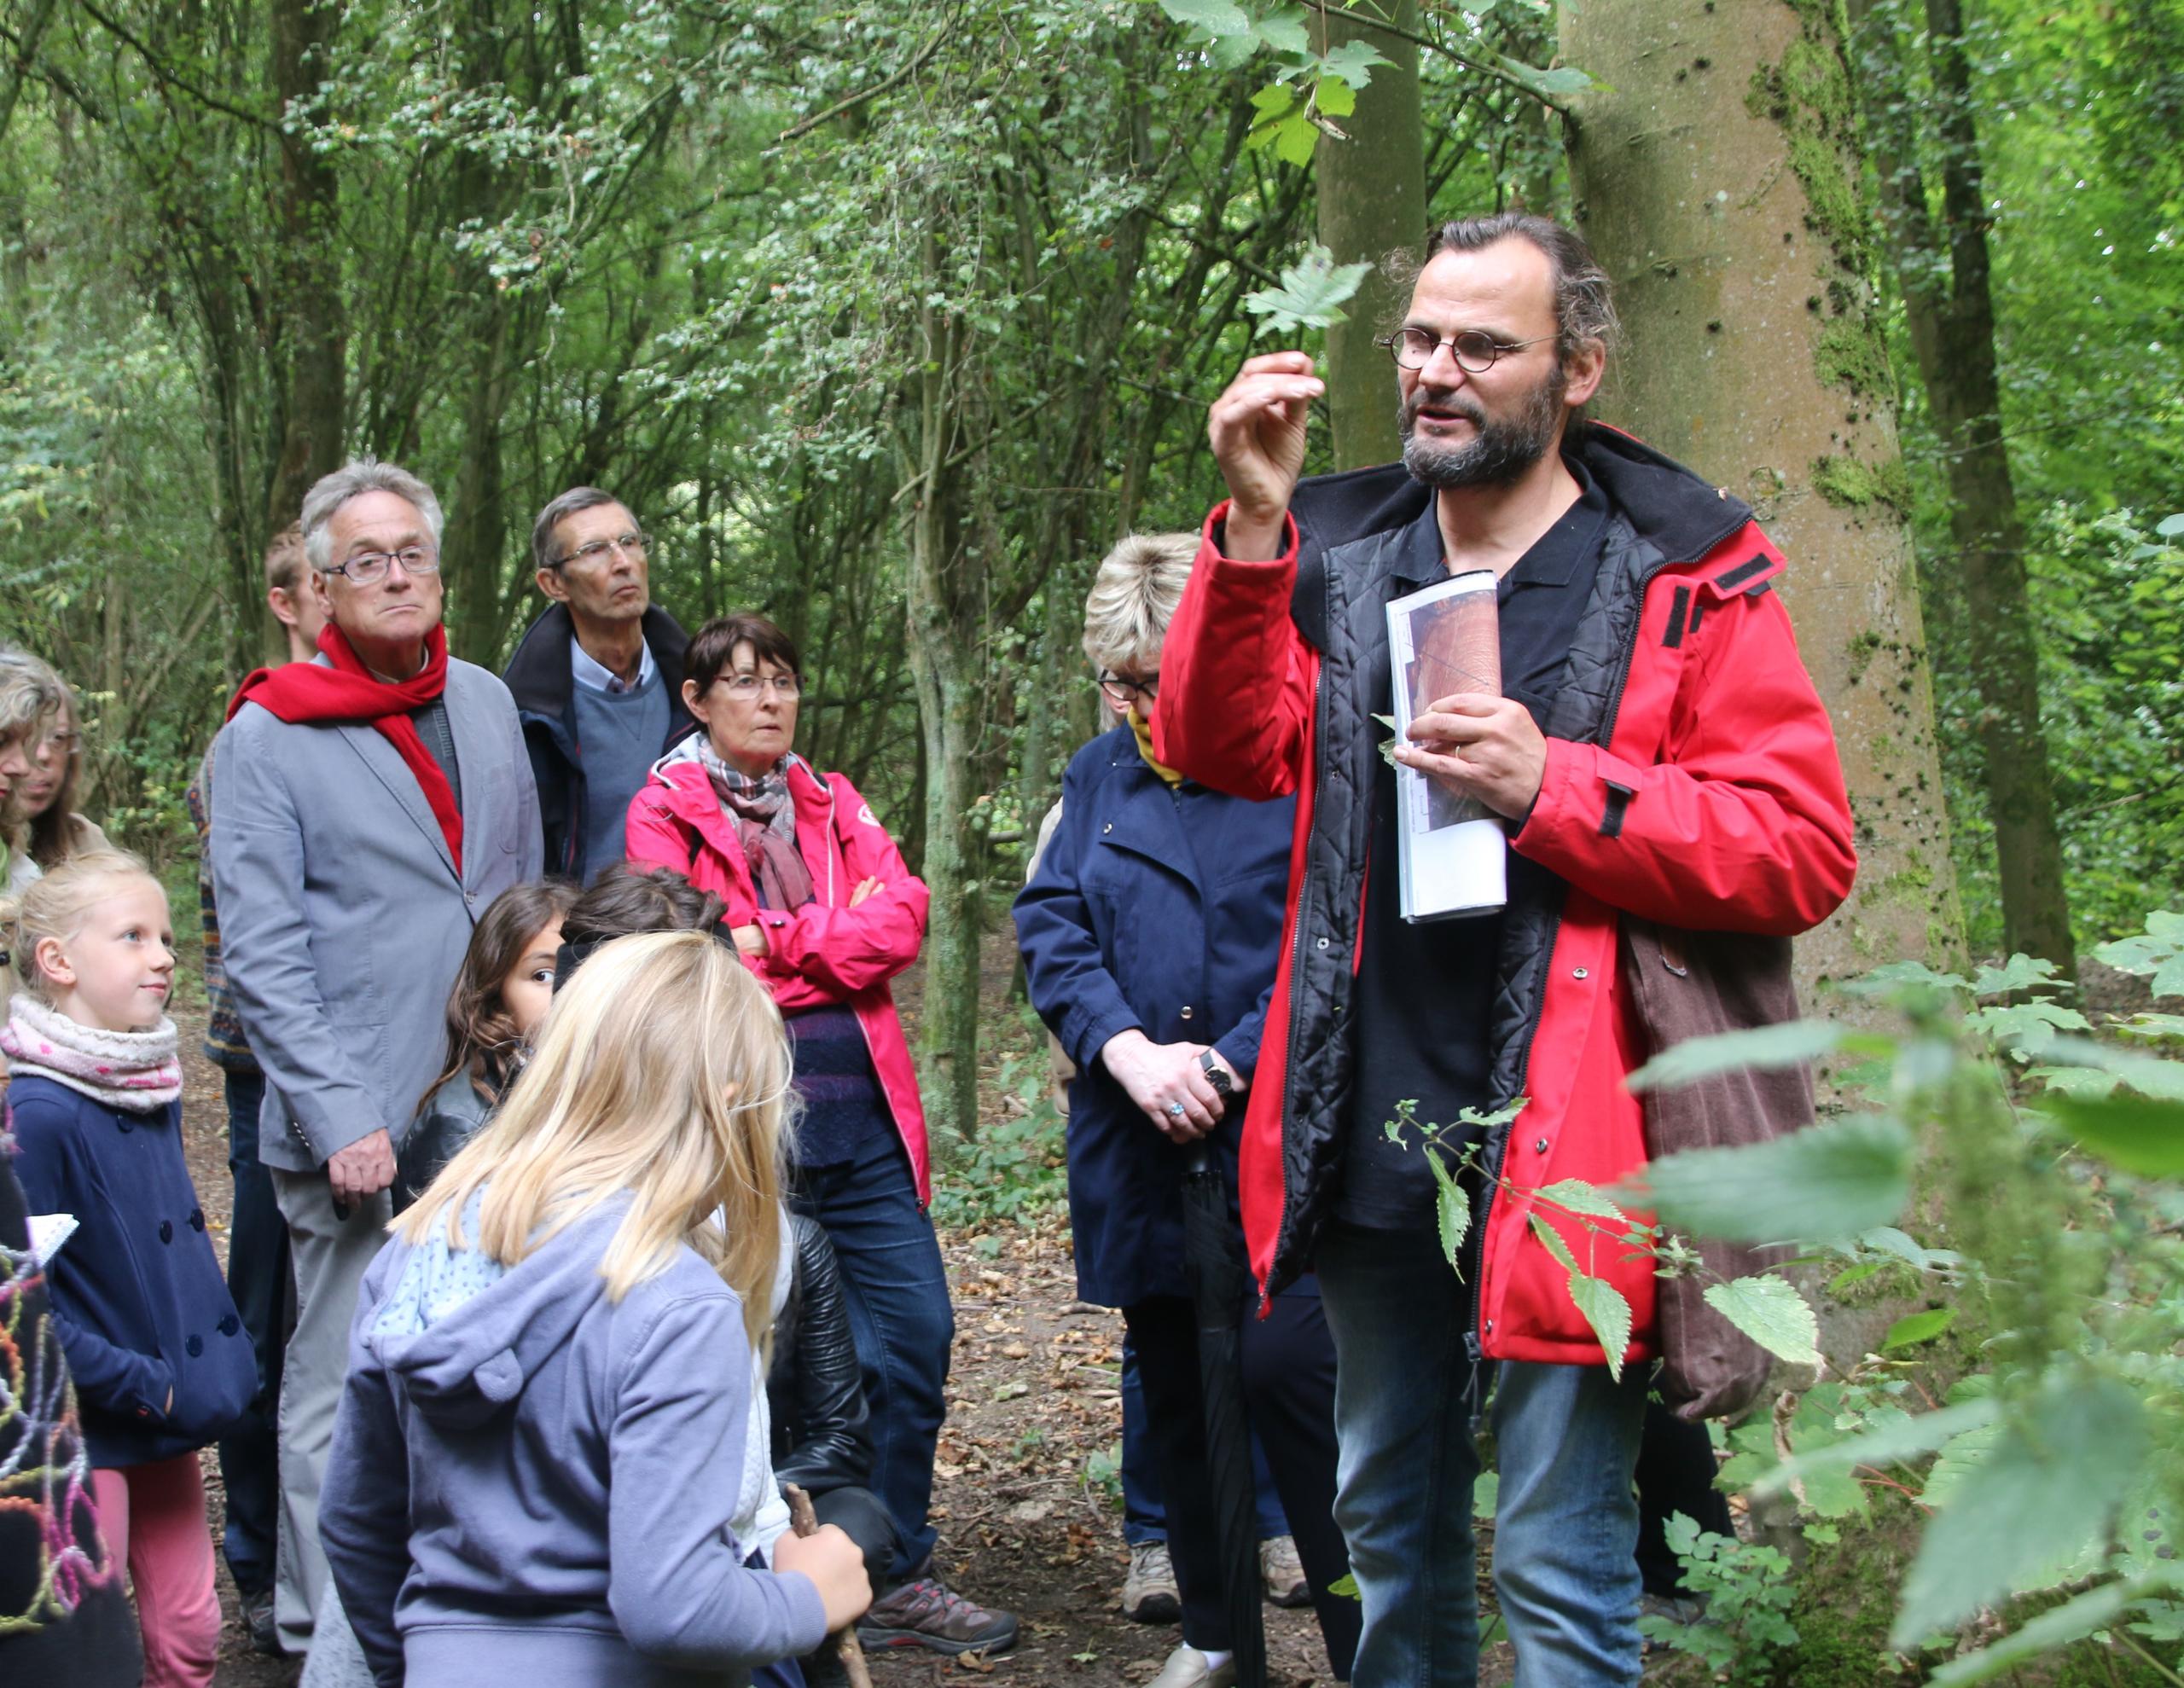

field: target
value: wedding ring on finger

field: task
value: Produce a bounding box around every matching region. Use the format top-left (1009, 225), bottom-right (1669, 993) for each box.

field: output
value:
top-left (1167, 1101), bottom-right (1188, 1118)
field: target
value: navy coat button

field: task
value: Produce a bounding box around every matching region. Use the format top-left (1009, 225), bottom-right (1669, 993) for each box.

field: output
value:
top-left (218, 1314), bottom-right (241, 1336)
top-left (189, 1208), bottom-right (205, 1230)
top-left (159, 1220), bottom-right (174, 1244)
top-left (185, 1335), bottom-right (203, 1357)
top-left (118, 1117), bottom-right (135, 1134)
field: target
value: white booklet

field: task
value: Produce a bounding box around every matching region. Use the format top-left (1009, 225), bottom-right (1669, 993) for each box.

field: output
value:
top-left (27, 1212), bottom-right (78, 1267)
top-left (1386, 570), bottom-right (1508, 922)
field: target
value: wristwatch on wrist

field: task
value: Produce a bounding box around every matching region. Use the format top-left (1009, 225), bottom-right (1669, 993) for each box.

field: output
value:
top-left (1199, 1049), bottom-right (1234, 1099)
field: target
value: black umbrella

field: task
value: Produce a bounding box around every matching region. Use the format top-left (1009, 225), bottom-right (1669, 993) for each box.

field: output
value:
top-left (1182, 1141), bottom-right (1268, 1688)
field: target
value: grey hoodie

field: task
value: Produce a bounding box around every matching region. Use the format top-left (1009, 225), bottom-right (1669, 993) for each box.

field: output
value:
top-left (319, 1195), bottom-right (827, 1687)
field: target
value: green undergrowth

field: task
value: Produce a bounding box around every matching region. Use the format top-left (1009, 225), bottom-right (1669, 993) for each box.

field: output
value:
top-left (930, 1005), bottom-right (1070, 1240)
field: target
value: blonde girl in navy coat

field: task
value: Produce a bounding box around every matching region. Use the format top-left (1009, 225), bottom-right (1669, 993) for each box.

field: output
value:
top-left (4, 851), bottom-right (254, 1688)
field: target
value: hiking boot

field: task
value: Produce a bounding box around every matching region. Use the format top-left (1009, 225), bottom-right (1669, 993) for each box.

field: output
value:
top-left (1147, 1643), bottom-right (1239, 1688)
top-left (856, 1569), bottom-right (1019, 1656)
top-left (1123, 1538), bottom-right (1182, 1624)
top-left (1258, 1534), bottom-right (1310, 1609)
top-left (240, 1586), bottom-right (281, 1656)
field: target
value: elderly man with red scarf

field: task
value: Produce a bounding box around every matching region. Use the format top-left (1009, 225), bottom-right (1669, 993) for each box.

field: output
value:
top-left (208, 458), bottom-right (542, 1657)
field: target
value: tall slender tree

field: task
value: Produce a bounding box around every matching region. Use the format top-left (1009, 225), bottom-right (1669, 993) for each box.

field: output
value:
top-left (1851, 0), bottom-right (2075, 972)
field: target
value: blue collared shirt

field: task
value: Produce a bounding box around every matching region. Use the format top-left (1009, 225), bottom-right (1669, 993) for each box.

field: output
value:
top-left (570, 633), bottom-right (657, 695)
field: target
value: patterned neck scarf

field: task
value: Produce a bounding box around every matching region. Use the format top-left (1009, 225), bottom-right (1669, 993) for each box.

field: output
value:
top-left (691, 740), bottom-right (816, 910)
top-left (1, 992), bottom-right (183, 1111)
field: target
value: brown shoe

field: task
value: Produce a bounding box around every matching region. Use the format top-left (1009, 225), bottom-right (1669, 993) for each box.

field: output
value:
top-left (857, 1571), bottom-right (1020, 1656)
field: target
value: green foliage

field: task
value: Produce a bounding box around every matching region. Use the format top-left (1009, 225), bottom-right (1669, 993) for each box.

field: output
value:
top-left (1703, 1273), bottom-right (1822, 1367)
top-left (928, 1025), bottom-right (1070, 1231)
top-left (1664, 936), bottom-right (2184, 1674)
top-left (1635, 1515), bottom-right (1801, 1685)
top-left (1426, 1146), bottom-right (1468, 1273)
top-left (1634, 1115), bottom-right (1916, 1244)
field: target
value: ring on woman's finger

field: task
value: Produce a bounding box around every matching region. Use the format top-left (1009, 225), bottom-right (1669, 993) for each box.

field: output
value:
top-left (1167, 1101), bottom-right (1188, 1118)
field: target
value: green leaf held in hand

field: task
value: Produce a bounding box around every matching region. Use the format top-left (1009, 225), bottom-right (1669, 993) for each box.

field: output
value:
top-left (1242, 242), bottom-right (1374, 335)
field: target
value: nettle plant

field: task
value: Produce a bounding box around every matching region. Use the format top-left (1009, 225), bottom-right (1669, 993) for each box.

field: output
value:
top-left (1395, 912), bottom-right (2184, 1684)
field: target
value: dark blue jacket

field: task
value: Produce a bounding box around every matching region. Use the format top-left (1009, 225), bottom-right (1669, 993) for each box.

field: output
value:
top-left (8, 1076), bottom-right (255, 1466)
top-left (1014, 727), bottom-right (1294, 1307)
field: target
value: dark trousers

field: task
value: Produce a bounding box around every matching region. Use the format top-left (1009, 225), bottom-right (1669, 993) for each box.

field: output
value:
top-left (1120, 1285), bottom-right (1359, 1680)
top-left (215, 1068), bottom-right (291, 1598)
top-left (1122, 1337), bottom-right (1288, 1546)
top-left (790, 1129), bottom-right (954, 1582)
top-left (1634, 1399), bottom-right (1734, 1598)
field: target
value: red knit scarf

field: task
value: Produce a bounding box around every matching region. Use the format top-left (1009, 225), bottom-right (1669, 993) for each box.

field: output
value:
top-left (228, 624), bottom-right (463, 873)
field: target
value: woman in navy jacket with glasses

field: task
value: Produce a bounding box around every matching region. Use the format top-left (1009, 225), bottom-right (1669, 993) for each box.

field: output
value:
top-left (1014, 535), bottom-right (1356, 1688)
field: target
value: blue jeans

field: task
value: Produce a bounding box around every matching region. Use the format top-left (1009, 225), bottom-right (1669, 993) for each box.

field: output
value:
top-left (216, 1067), bottom-right (290, 1598)
top-left (1122, 1335), bottom-right (1292, 1546)
top-left (1316, 1219), bottom-right (1648, 1687)
top-left (791, 1128), bottom-right (954, 1582)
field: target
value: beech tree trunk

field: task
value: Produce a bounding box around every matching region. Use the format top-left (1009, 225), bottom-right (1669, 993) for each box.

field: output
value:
top-left (1561, 0), bottom-right (1965, 992)
top-left (1313, 1), bottom-right (1425, 470)
top-left (1862, 0), bottom-right (2074, 972)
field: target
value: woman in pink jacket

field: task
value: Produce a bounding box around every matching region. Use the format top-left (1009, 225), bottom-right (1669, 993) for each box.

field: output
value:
top-left (624, 612), bottom-right (1017, 1662)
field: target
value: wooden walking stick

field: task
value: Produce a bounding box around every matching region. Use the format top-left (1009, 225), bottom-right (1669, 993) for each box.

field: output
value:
top-left (781, 1482), bottom-right (875, 1688)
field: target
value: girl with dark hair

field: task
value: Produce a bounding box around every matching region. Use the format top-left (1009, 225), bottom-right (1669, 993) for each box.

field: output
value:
top-left (393, 881), bottom-right (578, 1211)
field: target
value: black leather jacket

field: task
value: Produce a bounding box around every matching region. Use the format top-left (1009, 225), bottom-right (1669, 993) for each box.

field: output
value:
top-left (767, 1215), bottom-right (875, 1494)
top-left (392, 1067), bottom-right (498, 1215)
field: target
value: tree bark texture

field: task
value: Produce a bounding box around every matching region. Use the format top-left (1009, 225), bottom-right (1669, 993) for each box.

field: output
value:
top-left (903, 247), bottom-right (985, 1149)
top-left (1314, 1), bottom-right (1426, 470)
top-left (1561, 0), bottom-right (1964, 989)
top-left (264, 0), bottom-right (346, 562)
top-left (1867, 0), bottom-right (2074, 970)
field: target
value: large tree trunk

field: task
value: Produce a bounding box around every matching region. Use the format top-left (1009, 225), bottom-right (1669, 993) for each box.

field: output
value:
top-left (1561, 0), bottom-right (1965, 995)
top-left (263, 0), bottom-right (346, 566)
top-left (1313, 1), bottom-right (1426, 470)
top-left (1863, 0), bottom-right (2074, 972)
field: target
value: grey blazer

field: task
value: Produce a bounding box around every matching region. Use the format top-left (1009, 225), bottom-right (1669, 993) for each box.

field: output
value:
top-left (208, 657), bottom-right (544, 1175)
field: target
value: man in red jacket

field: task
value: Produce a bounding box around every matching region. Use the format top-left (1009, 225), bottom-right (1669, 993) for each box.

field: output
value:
top-left (1153, 213), bottom-right (1856, 1685)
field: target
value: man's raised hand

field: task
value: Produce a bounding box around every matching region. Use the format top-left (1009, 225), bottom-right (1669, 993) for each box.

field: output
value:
top-left (1208, 351), bottom-right (1323, 561)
